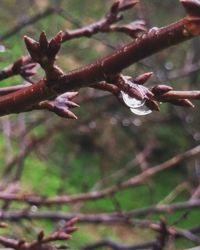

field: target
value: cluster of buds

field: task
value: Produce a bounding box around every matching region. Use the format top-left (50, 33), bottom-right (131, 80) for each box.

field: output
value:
top-left (110, 0), bottom-right (138, 14)
top-left (37, 92), bottom-right (79, 119)
top-left (24, 31), bottom-right (64, 81)
top-left (12, 57), bottom-right (37, 82)
top-left (116, 71), bottom-right (199, 116)
top-left (105, 0), bottom-right (146, 38)
top-left (0, 218), bottom-right (78, 250)
top-left (37, 217), bottom-right (78, 244)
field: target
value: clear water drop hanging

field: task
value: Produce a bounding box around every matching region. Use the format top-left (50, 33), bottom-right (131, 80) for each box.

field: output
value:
top-left (120, 76), bottom-right (146, 108)
top-left (130, 103), bottom-right (152, 116)
top-left (121, 90), bottom-right (145, 108)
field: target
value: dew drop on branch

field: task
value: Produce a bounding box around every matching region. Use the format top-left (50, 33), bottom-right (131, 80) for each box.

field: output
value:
top-left (120, 77), bottom-right (146, 108)
top-left (121, 90), bottom-right (145, 108)
top-left (120, 76), bottom-right (152, 116)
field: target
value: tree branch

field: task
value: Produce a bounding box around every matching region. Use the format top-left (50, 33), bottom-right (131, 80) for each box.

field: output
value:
top-left (0, 0), bottom-right (200, 117)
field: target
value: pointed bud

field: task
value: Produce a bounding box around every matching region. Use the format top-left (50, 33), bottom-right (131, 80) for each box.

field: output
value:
top-left (145, 99), bottom-right (160, 111)
top-left (134, 72), bottom-right (153, 85)
top-left (65, 100), bottom-right (80, 108)
top-left (39, 31), bottom-right (48, 51)
top-left (181, 0), bottom-right (200, 16)
top-left (57, 232), bottom-right (71, 240)
top-left (22, 70), bottom-right (37, 77)
top-left (110, 1), bottom-right (120, 14)
top-left (65, 110), bottom-right (78, 119)
top-left (56, 108), bottom-right (78, 119)
top-left (63, 92), bottom-right (79, 100)
top-left (118, 0), bottom-right (139, 11)
top-left (24, 36), bottom-right (40, 61)
top-left (37, 231), bottom-right (44, 241)
top-left (23, 63), bottom-right (37, 70)
top-left (128, 87), bottom-right (144, 100)
top-left (48, 32), bottom-right (63, 58)
top-left (12, 58), bottom-right (23, 73)
top-left (54, 30), bottom-right (63, 44)
top-left (170, 99), bottom-right (195, 107)
top-left (18, 240), bottom-right (26, 247)
top-left (65, 217), bottom-right (78, 227)
top-left (185, 16), bottom-right (200, 35)
top-left (145, 89), bottom-right (154, 98)
top-left (152, 85), bottom-right (173, 95)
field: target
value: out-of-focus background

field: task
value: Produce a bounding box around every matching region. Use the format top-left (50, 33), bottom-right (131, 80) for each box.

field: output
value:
top-left (0, 0), bottom-right (200, 249)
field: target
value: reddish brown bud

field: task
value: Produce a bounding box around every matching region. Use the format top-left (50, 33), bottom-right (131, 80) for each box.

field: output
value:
top-left (110, 1), bottom-right (120, 14)
top-left (63, 92), bottom-right (79, 100)
top-left (63, 109), bottom-right (78, 119)
top-left (64, 226), bottom-right (78, 234)
top-left (65, 217), bottom-right (78, 227)
top-left (37, 231), bottom-right (44, 241)
top-left (145, 99), bottom-right (160, 111)
top-left (39, 31), bottom-right (48, 51)
top-left (53, 107), bottom-right (78, 119)
top-left (181, 0), bottom-right (200, 16)
top-left (17, 240), bottom-right (26, 247)
top-left (24, 36), bottom-right (40, 61)
top-left (12, 58), bottom-right (24, 73)
top-left (65, 100), bottom-right (80, 108)
top-left (57, 232), bottom-right (71, 240)
top-left (128, 87), bottom-right (144, 100)
top-left (112, 22), bottom-right (146, 38)
top-left (48, 31), bottom-right (63, 58)
top-left (118, 0), bottom-right (139, 11)
top-left (23, 63), bottom-right (37, 70)
top-left (134, 72), bottom-right (153, 85)
top-left (170, 99), bottom-right (195, 107)
top-left (145, 89), bottom-right (154, 98)
top-left (185, 16), bottom-right (200, 35)
top-left (54, 30), bottom-right (63, 44)
top-left (152, 85), bottom-right (173, 95)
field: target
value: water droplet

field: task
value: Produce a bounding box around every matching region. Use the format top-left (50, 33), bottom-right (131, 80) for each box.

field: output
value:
top-left (165, 61), bottom-right (174, 70)
top-left (120, 76), bottom-right (147, 108)
top-left (130, 103), bottom-right (152, 116)
top-left (121, 90), bottom-right (145, 108)
top-left (30, 205), bottom-right (38, 213)
top-left (0, 45), bottom-right (6, 53)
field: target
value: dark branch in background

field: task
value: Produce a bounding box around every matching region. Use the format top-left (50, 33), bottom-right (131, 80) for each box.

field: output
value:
top-left (0, 0), bottom-right (143, 83)
top-left (0, 7), bottom-right (57, 41)
top-left (0, 217), bottom-right (78, 250)
top-left (0, 145), bottom-right (199, 206)
top-left (81, 222), bottom-right (200, 250)
top-left (62, 0), bottom-right (145, 41)
top-left (81, 239), bottom-right (157, 250)
top-left (0, 210), bottom-right (200, 246)
top-left (0, 200), bottom-right (200, 224)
